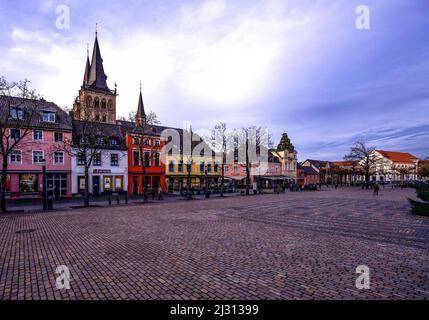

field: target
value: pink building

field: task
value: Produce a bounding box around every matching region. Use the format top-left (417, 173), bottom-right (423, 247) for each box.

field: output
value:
top-left (225, 152), bottom-right (284, 189)
top-left (1, 97), bottom-right (73, 199)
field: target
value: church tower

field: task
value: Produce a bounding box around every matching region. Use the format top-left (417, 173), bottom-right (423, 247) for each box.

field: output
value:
top-left (72, 31), bottom-right (117, 124)
top-left (136, 83), bottom-right (147, 127)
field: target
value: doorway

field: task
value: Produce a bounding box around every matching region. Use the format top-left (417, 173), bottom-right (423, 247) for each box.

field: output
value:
top-left (92, 176), bottom-right (100, 196)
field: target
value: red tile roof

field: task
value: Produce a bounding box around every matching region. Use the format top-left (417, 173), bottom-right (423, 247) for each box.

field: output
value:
top-left (332, 161), bottom-right (359, 167)
top-left (376, 150), bottom-right (418, 163)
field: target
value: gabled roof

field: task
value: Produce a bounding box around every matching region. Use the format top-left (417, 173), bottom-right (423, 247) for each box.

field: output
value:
top-left (376, 150), bottom-right (417, 164)
top-left (303, 166), bottom-right (319, 175)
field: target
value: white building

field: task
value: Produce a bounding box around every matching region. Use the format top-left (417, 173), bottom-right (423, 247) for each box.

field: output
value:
top-left (367, 150), bottom-right (419, 183)
top-left (71, 121), bottom-right (128, 196)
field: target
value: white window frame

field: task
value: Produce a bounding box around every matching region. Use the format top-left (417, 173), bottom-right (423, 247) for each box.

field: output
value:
top-left (10, 150), bottom-right (22, 164)
top-left (33, 130), bottom-right (43, 141)
top-left (42, 112), bottom-right (56, 123)
top-left (32, 150), bottom-right (44, 164)
top-left (11, 108), bottom-right (24, 120)
top-left (53, 151), bottom-right (64, 165)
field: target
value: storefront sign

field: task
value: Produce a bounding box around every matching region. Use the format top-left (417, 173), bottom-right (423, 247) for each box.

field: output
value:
top-left (93, 169), bottom-right (111, 174)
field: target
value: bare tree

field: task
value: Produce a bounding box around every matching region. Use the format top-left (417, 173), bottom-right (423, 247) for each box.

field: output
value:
top-left (344, 141), bottom-right (384, 188)
top-left (0, 77), bottom-right (40, 213)
top-left (211, 123), bottom-right (234, 197)
top-left (235, 126), bottom-right (270, 195)
top-left (58, 110), bottom-right (112, 207)
top-left (133, 111), bottom-right (161, 203)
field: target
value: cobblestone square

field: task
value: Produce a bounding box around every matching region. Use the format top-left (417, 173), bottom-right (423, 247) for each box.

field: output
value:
top-left (0, 188), bottom-right (428, 300)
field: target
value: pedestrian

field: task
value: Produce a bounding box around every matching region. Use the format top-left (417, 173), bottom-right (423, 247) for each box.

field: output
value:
top-left (158, 186), bottom-right (164, 200)
top-left (373, 183), bottom-right (379, 196)
top-left (151, 188), bottom-right (156, 200)
top-left (253, 182), bottom-right (258, 195)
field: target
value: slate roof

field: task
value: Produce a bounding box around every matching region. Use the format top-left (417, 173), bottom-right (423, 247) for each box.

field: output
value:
top-left (87, 34), bottom-right (109, 90)
top-left (0, 96), bottom-right (72, 131)
top-left (72, 120), bottom-right (127, 150)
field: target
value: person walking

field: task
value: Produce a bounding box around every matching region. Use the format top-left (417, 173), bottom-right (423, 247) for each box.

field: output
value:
top-left (151, 188), bottom-right (156, 200)
top-left (158, 186), bottom-right (164, 200)
top-left (373, 183), bottom-right (380, 196)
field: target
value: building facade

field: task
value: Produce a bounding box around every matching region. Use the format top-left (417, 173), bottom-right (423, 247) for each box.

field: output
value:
top-left (0, 97), bottom-right (73, 199)
top-left (71, 121), bottom-right (128, 195)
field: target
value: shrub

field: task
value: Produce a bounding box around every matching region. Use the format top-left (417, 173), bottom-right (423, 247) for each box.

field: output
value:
top-left (409, 184), bottom-right (429, 216)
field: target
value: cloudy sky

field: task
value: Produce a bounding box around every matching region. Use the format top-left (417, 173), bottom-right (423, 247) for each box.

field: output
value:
top-left (0, 0), bottom-right (428, 160)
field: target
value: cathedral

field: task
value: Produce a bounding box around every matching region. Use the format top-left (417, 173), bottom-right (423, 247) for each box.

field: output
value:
top-left (72, 31), bottom-right (118, 124)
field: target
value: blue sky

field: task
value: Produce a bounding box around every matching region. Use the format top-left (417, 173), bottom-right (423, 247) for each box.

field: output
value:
top-left (0, 0), bottom-right (428, 160)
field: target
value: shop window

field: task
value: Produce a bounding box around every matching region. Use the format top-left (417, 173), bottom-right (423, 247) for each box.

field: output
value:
top-left (200, 162), bottom-right (205, 173)
top-left (5, 175), bottom-right (10, 192)
top-left (207, 163), bottom-right (212, 172)
top-left (19, 174), bottom-right (38, 193)
top-left (10, 150), bottom-right (22, 164)
top-left (214, 164), bottom-right (219, 173)
top-left (78, 176), bottom-right (86, 193)
top-left (33, 130), bottom-right (43, 141)
top-left (114, 176), bottom-right (123, 191)
top-left (103, 176), bottom-right (113, 191)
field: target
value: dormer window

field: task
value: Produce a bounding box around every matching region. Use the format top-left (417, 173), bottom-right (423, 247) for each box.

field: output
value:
top-left (42, 112), bottom-right (56, 123)
top-left (11, 108), bottom-right (24, 120)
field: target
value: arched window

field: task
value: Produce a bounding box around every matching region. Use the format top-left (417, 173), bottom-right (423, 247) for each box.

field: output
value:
top-left (108, 100), bottom-right (113, 110)
top-left (86, 96), bottom-right (92, 108)
top-left (101, 99), bottom-right (107, 109)
top-left (94, 97), bottom-right (100, 108)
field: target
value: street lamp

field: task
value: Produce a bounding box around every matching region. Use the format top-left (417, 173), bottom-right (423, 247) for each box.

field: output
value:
top-left (205, 164), bottom-right (210, 198)
top-left (40, 158), bottom-right (47, 210)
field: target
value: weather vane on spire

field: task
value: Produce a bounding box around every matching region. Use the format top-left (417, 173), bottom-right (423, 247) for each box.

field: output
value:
top-left (140, 80), bottom-right (142, 91)
top-left (95, 23), bottom-right (98, 36)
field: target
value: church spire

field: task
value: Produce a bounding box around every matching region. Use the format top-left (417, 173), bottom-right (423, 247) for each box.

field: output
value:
top-left (83, 43), bottom-right (91, 85)
top-left (88, 27), bottom-right (109, 90)
top-left (136, 82), bottom-right (147, 127)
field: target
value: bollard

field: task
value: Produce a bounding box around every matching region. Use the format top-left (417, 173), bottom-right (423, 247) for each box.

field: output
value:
top-left (108, 196), bottom-right (112, 206)
top-left (116, 195), bottom-right (120, 204)
top-left (125, 193), bottom-right (128, 204)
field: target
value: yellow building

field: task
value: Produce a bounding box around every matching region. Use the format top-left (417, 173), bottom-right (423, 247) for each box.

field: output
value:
top-left (165, 152), bottom-right (220, 193)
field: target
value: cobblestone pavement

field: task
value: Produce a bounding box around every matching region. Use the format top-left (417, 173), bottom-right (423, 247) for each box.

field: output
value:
top-left (0, 188), bottom-right (428, 300)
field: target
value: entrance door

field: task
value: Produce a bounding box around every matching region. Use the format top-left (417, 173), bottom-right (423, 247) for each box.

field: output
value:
top-left (132, 177), bottom-right (139, 195)
top-left (92, 176), bottom-right (100, 196)
top-left (153, 176), bottom-right (160, 190)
